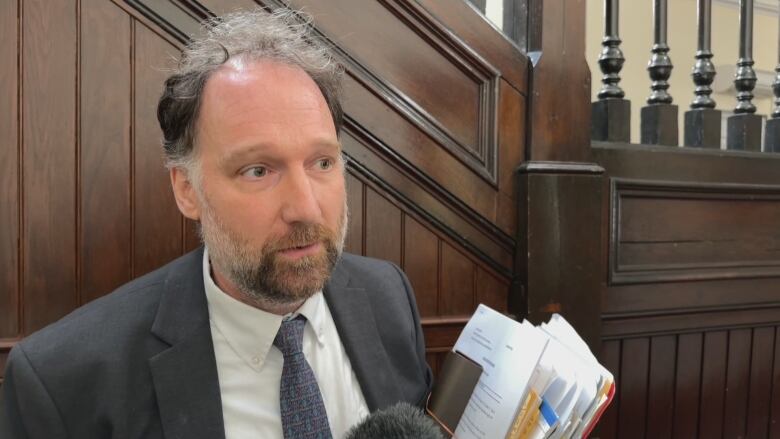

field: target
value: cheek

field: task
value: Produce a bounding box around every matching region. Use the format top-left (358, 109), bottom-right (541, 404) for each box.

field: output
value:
top-left (320, 180), bottom-right (346, 219)
top-left (214, 194), bottom-right (279, 241)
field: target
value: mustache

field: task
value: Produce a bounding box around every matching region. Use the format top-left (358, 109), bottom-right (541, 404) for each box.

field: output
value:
top-left (263, 223), bottom-right (335, 253)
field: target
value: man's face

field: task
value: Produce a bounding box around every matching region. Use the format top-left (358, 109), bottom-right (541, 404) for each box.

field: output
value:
top-left (184, 59), bottom-right (346, 307)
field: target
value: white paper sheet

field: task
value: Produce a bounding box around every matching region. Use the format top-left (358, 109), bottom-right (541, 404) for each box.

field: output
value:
top-left (452, 305), bottom-right (549, 439)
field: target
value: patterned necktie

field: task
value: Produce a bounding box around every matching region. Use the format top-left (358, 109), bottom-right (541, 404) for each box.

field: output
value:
top-left (274, 315), bottom-right (333, 439)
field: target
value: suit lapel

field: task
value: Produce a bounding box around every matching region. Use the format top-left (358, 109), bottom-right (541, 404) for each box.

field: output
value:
top-left (149, 248), bottom-right (226, 439)
top-left (324, 262), bottom-right (403, 412)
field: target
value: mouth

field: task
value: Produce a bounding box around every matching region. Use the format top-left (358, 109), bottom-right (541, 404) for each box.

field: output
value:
top-left (277, 242), bottom-right (323, 259)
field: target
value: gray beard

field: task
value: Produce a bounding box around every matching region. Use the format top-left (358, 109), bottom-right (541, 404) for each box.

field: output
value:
top-left (198, 198), bottom-right (348, 307)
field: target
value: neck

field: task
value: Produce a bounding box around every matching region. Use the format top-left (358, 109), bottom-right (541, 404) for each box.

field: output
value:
top-left (210, 265), bottom-right (304, 315)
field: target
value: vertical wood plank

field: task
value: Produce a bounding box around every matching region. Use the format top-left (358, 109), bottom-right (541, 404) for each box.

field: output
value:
top-left (439, 242), bottom-right (474, 315)
top-left (699, 330), bottom-right (728, 438)
top-left (617, 337), bottom-right (650, 438)
top-left (132, 22), bottom-right (181, 276)
top-left (475, 267), bottom-right (507, 313)
top-left (80, 0), bottom-right (131, 304)
top-left (673, 332), bottom-right (703, 439)
top-left (747, 326), bottom-right (775, 439)
top-left (495, 81), bottom-right (523, 236)
top-left (23, 0), bottom-right (78, 332)
top-left (344, 172), bottom-right (363, 255)
top-left (364, 187), bottom-right (401, 266)
top-left (595, 339), bottom-right (621, 439)
top-left (646, 335), bottom-right (676, 438)
top-left (770, 327), bottom-right (780, 438)
top-left (403, 216), bottom-right (438, 317)
top-left (0, 0), bottom-right (20, 337)
top-left (724, 328), bottom-right (752, 438)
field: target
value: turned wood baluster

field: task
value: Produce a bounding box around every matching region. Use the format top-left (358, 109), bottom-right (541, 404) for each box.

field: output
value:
top-left (597, 0), bottom-right (625, 100)
top-left (592, 0), bottom-right (631, 142)
top-left (647, 0), bottom-right (673, 105)
top-left (691, 0), bottom-right (716, 110)
top-left (641, 0), bottom-right (678, 146)
top-left (727, 0), bottom-right (762, 150)
top-left (734, 0), bottom-right (757, 114)
top-left (684, 0), bottom-right (721, 148)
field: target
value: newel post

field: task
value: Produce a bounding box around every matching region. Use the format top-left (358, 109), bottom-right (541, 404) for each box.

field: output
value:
top-left (513, 0), bottom-right (604, 351)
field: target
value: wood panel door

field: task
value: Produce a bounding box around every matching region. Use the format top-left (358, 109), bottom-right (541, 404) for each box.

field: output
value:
top-left (0, 0), bottom-right (529, 380)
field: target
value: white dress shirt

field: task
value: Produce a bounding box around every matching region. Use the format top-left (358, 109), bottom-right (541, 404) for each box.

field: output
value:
top-left (202, 248), bottom-right (370, 439)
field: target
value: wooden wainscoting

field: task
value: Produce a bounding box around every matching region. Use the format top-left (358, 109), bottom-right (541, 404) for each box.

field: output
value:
top-left (592, 143), bottom-right (780, 438)
top-left (598, 322), bottom-right (780, 438)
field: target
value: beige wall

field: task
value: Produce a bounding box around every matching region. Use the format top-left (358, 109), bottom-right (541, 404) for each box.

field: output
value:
top-left (586, 0), bottom-right (779, 145)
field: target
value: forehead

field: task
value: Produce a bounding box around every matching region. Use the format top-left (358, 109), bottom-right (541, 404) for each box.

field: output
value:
top-left (195, 58), bottom-right (337, 154)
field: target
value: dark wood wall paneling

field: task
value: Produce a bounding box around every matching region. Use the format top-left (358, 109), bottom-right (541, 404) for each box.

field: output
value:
top-left (595, 327), bottom-right (780, 439)
top-left (0, 0), bottom-right (20, 376)
top-left (133, 22), bottom-right (187, 275)
top-left (0, 0), bottom-right (528, 381)
top-left (343, 170), bottom-right (510, 373)
top-left (81, 0), bottom-right (132, 304)
top-left (0, 0), bottom-right (190, 382)
top-left (24, 0), bottom-right (79, 338)
top-left (592, 143), bottom-right (780, 438)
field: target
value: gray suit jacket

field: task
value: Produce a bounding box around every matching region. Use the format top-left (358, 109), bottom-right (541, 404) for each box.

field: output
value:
top-left (0, 248), bottom-right (432, 438)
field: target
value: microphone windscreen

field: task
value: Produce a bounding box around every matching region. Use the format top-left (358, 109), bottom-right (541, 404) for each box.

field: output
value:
top-left (344, 402), bottom-right (445, 439)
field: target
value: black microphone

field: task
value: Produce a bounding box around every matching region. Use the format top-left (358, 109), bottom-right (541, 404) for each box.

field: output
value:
top-left (344, 402), bottom-right (445, 439)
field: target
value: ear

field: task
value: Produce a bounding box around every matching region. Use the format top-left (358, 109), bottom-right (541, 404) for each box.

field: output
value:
top-left (170, 167), bottom-right (202, 221)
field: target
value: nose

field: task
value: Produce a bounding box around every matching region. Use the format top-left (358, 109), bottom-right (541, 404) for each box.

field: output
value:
top-left (279, 167), bottom-right (322, 225)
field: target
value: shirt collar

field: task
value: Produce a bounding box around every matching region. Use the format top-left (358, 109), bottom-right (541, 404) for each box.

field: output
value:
top-left (202, 248), bottom-right (326, 372)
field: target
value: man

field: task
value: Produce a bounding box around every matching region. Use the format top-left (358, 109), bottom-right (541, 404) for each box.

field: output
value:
top-left (0, 8), bottom-right (431, 439)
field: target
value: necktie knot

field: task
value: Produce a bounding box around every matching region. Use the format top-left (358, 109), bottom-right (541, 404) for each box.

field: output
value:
top-left (274, 315), bottom-right (306, 357)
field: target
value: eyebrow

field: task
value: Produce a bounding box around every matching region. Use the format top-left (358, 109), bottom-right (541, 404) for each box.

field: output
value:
top-left (219, 144), bottom-right (272, 167)
top-left (219, 140), bottom-right (342, 167)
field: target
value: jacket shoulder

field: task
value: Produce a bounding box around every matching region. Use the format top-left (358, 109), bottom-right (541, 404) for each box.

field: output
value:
top-left (335, 253), bottom-right (405, 286)
top-left (16, 249), bottom-right (201, 363)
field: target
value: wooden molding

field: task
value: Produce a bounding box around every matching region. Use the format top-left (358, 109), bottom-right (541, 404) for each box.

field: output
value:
top-left (344, 116), bottom-right (514, 248)
top-left (343, 136), bottom-right (514, 278)
top-left (421, 315), bottom-right (470, 350)
top-left (609, 178), bottom-right (780, 285)
top-left (0, 338), bottom-right (20, 350)
top-left (374, 0), bottom-right (501, 186)
top-left (517, 161), bottom-right (604, 175)
top-left (121, 0), bottom-right (202, 43)
top-left (602, 304), bottom-right (780, 339)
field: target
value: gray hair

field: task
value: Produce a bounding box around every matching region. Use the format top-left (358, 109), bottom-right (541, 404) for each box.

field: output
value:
top-left (156, 8), bottom-right (344, 173)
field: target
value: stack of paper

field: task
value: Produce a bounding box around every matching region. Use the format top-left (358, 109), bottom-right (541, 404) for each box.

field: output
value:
top-left (448, 305), bottom-right (615, 439)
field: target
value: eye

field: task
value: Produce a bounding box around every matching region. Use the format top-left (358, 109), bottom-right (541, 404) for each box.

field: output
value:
top-left (316, 158), bottom-right (334, 171)
top-left (241, 166), bottom-right (268, 179)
